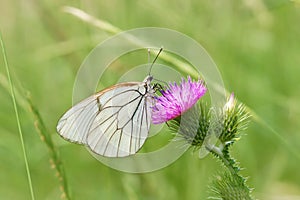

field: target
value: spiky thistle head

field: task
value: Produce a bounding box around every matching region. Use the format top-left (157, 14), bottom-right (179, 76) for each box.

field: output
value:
top-left (218, 93), bottom-right (251, 145)
top-left (167, 92), bottom-right (250, 149)
top-left (209, 170), bottom-right (253, 200)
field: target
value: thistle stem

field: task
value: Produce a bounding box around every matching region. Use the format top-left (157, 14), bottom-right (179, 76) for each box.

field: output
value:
top-left (206, 144), bottom-right (236, 175)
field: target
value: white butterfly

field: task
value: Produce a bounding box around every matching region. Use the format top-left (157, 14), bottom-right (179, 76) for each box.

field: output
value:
top-left (57, 49), bottom-right (162, 157)
top-left (56, 76), bottom-right (155, 157)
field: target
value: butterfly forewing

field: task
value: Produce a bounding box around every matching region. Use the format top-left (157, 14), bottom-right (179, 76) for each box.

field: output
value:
top-left (56, 80), bottom-right (153, 157)
top-left (87, 82), bottom-right (151, 157)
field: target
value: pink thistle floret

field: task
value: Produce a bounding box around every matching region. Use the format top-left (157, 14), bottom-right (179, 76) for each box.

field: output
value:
top-left (152, 76), bottom-right (207, 124)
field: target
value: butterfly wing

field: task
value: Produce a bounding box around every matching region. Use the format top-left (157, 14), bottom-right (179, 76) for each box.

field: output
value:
top-left (57, 82), bottom-right (153, 157)
top-left (56, 94), bottom-right (99, 144)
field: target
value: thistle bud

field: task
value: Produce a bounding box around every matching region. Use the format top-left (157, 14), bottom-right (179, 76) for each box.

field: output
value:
top-left (223, 93), bottom-right (235, 112)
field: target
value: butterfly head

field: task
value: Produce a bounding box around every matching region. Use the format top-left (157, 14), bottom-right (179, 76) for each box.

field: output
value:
top-left (143, 75), bottom-right (153, 85)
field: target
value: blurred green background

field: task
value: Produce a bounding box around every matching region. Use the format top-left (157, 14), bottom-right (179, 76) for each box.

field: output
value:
top-left (1, 1), bottom-right (300, 199)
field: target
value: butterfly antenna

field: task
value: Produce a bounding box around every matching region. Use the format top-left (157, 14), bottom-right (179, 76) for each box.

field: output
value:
top-left (148, 47), bottom-right (163, 76)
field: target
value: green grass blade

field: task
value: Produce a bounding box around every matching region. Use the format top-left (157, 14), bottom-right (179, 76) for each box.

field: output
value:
top-left (26, 94), bottom-right (71, 199)
top-left (0, 32), bottom-right (35, 199)
top-left (62, 6), bottom-right (198, 76)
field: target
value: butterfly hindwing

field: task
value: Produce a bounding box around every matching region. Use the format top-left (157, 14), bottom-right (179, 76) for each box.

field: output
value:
top-left (56, 95), bottom-right (99, 144)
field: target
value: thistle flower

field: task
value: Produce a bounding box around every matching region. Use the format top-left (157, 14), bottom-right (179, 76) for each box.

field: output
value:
top-left (152, 76), bottom-right (207, 124)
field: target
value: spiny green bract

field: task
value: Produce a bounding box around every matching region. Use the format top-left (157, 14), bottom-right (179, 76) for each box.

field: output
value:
top-left (169, 102), bottom-right (210, 147)
top-left (168, 100), bottom-right (250, 149)
top-left (208, 171), bottom-right (253, 200)
top-left (219, 103), bottom-right (250, 145)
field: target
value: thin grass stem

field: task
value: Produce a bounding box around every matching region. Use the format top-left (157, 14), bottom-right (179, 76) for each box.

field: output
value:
top-left (0, 32), bottom-right (35, 200)
top-left (26, 94), bottom-right (71, 199)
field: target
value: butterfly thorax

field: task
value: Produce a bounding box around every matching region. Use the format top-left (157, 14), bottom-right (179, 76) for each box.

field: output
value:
top-left (143, 75), bottom-right (155, 95)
